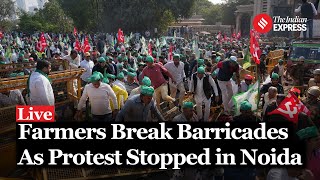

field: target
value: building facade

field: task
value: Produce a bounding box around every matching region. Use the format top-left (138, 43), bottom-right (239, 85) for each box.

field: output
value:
top-left (169, 14), bottom-right (233, 36)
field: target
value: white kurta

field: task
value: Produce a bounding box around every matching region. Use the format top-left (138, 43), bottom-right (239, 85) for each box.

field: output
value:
top-left (78, 83), bottom-right (118, 115)
top-left (29, 72), bottom-right (54, 106)
top-left (164, 61), bottom-right (185, 87)
top-left (189, 75), bottom-right (218, 121)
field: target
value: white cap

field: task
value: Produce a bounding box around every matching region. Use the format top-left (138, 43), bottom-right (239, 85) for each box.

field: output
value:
top-left (230, 56), bottom-right (237, 61)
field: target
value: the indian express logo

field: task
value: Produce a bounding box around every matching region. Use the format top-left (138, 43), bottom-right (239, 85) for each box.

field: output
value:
top-left (253, 14), bottom-right (307, 33)
top-left (273, 16), bottom-right (307, 31)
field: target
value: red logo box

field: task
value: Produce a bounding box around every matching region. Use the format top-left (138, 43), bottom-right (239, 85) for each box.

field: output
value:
top-left (16, 106), bottom-right (55, 122)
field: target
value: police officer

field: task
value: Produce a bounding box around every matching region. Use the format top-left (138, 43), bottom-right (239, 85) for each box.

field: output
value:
top-left (308, 69), bottom-right (320, 88)
top-left (303, 86), bottom-right (320, 127)
top-left (290, 56), bottom-right (305, 86)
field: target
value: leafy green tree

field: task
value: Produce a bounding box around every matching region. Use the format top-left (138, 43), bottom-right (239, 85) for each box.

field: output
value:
top-left (58, 0), bottom-right (195, 33)
top-left (57, 0), bottom-right (99, 32)
top-left (18, 0), bottom-right (73, 33)
top-left (191, 0), bottom-right (252, 25)
top-left (0, 0), bottom-right (15, 30)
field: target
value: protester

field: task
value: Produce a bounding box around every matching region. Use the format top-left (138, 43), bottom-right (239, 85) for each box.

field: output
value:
top-left (172, 101), bottom-right (197, 122)
top-left (27, 60), bottom-right (54, 105)
top-left (80, 52), bottom-right (94, 87)
top-left (260, 73), bottom-right (284, 95)
top-left (102, 77), bottom-right (128, 111)
top-left (76, 72), bottom-right (118, 121)
top-left (262, 87), bottom-right (278, 115)
top-left (140, 55), bottom-right (177, 110)
top-left (125, 72), bottom-right (139, 95)
top-left (116, 85), bottom-right (165, 122)
top-left (215, 56), bottom-right (240, 115)
top-left (129, 76), bottom-right (152, 99)
top-left (270, 59), bottom-right (284, 84)
top-left (239, 74), bottom-right (253, 93)
top-left (164, 54), bottom-right (186, 107)
top-left (232, 101), bottom-right (260, 122)
top-left (189, 66), bottom-right (219, 121)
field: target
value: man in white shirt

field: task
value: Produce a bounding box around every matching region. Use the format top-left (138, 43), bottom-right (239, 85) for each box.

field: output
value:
top-left (76, 72), bottom-right (118, 122)
top-left (189, 67), bottom-right (219, 121)
top-left (164, 54), bottom-right (186, 107)
top-left (63, 50), bottom-right (81, 69)
top-left (53, 44), bottom-right (60, 54)
top-left (27, 60), bottom-right (54, 106)
top-left (0, 89), bottom-right (26, 108)
top-left (80, 52), bottom-right (94, 87)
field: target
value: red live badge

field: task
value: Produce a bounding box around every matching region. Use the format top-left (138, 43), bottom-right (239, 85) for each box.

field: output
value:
top-left (16, 106), bottom-right (55, 122)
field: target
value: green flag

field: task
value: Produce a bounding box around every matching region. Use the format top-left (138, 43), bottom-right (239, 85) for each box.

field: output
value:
top-left (161, 37), bottom-right (167, 47)
top-left (243, 48), bottom-right (251, 69)
top-left (59, 34), bottom-right (62, 42)
top-left (193, 40), bottom-right (200, 59)
top-left (5, 46), bottom-right (12, 59)
top-left (16, 37), bottom-right (22, 48)
top-left (232, 81), bottom-right (259, 116)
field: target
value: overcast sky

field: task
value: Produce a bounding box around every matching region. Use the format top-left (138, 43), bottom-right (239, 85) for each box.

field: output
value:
top-left (26, 0), bottom-right (37, 6)
top-left (208, 0), bottom-right (225, 4)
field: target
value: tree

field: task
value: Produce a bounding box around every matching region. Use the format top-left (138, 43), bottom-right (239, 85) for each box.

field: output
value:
top-left (58, 0), bottom-right (195, 33)
top-left (57, 0), bottom-right (99, 32)
top-left (221, 0), bottom-right (252, 25)
top-left (191, 0), bottom-right (252, 25)
top-left (18, 0), bottom-right (73, 33)
top-left (191, 0), bottom-right (222, 25)
top-left (192, 0), bottom-right (214, 15)
top-left (0, 0), bottom-right (15, 30)
top-left (202, 5), bottom-right (222, 25)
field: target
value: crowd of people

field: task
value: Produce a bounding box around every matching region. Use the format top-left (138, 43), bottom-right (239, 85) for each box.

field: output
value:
top-left (0, 28), bottom-right (319, 179)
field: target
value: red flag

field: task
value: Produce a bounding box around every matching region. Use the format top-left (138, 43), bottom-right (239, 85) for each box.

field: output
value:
top-left (82, 36), bottom-right (90, 53)
top-left (73, 27), bottom-right (77, 37)
top-left (250, 29), bottom-right (261, 65)
top-left (168, 45), bottom-right (173, 61)
top-left (236, 32), bottom-right (241, 39)
top-left (74, 39), bottom-right (81, 52)
top-left (36, 32), bottom-right (47, 53)
top-left (117, 28), bottom-right (124, 43)
top-left (232, 32), bottom-right (236, 38)
top-left (216, 32), bottom-right (221, 40)
top-left (148, 42), bottom-right (152, 55)
top-left (268, 92), bottom-right (311, 123)
top-left (0, 31), bottom-right (3, 39)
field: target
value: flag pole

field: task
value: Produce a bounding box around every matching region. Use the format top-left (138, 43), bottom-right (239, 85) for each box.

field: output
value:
top-left (256, 62), bottom-right (260, 122)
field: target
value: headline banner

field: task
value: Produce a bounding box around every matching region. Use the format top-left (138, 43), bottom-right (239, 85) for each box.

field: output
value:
top-left (16, 122), bottom-right (305, 169)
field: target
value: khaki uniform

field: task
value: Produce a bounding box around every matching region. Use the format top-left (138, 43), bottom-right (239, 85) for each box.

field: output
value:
top-left (308, 78), bottom-right (320, 89)
top-left (290, 64), bottom-right (304, 86)
top-left (303, 98), bottom-right (320, 127)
